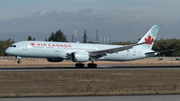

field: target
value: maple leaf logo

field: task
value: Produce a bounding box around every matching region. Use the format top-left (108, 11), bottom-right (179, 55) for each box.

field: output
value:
top-left (145, 35), bottom-right (154, 45)
top-left (30, 43), bottom-right (35, 46)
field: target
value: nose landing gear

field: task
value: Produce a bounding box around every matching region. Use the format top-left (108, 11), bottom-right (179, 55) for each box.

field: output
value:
top-left (16, 56), bottom-right (21, 64)
top-left (17, 59), bottom-right (21, 64)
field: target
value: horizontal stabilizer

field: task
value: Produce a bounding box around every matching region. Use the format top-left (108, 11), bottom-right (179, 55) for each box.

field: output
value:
top-left (145, 49), bottom-right (175, 55)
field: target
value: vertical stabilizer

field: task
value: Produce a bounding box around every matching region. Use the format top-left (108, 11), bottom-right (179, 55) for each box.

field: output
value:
top-left (138, 25), bottom-right (160, 49)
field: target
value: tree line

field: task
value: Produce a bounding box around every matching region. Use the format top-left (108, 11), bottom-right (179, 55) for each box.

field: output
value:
top-left (0, 39), bottom-right (15, 56)
top-left (0, 29), bottom-right (180, 56)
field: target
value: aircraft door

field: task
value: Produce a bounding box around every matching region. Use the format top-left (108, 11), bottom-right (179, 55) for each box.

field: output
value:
top-left (23, 44), bottom-right (27, 51)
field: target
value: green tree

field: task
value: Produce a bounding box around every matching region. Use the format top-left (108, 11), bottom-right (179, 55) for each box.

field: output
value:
top-left (48, 32), bottom-right (55, 41)
top-left (0, 39), bottom-right (15, 56)
top-left (33, 37), bottom-right (36, 41)
top-left (152, 38), bottom-right (177, 56)
top-left (111, 41), bottom-right (133, 45)
top-left (88, 41), bottom-right (95, 44)
top-left (82, 30), bottom-right (88, 43)
top-left (47, 30), bottom-right (68, 42)
top-left (28, 36), bottom-right (32, 41)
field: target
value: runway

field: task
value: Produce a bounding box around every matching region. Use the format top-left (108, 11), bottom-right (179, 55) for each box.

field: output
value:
top-left (1, 95), bottom-right (180, 101)
top-left (1, 65), bottom-right (180, 71)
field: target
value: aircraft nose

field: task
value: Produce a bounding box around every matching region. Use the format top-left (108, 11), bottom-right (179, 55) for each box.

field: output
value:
top-left (5, 48), bottom-right (11, 55)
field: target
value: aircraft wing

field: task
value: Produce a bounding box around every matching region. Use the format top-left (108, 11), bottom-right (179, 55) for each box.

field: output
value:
top-left (88, 41), bottom-right (153, 58)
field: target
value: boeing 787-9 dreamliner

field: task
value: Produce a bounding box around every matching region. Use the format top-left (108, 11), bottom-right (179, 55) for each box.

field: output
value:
top-left (5, 25), bottom-right (172, 68)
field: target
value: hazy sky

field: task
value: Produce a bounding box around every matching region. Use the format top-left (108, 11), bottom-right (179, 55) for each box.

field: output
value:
top-left (1, 0), bottom-right (180, 42)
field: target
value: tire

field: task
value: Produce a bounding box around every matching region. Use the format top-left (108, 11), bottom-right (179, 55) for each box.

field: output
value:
top-left (75, 64), bottom-right (84, 68)
top-left (17, 60), bottom-right (21, 64)
top-left (88, 63), bottom-right (92, 68)
top-left (94, 64), bottom-right (97, 68)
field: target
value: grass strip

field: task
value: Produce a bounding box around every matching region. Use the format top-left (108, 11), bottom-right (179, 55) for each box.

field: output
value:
top-left (0, 70), bottom-right (180, 97)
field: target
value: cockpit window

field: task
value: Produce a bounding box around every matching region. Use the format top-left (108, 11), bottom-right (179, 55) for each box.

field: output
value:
top-left (10, 45), bottom-right (16, 47)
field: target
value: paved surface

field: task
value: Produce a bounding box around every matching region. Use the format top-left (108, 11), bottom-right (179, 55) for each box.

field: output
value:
top-left (1, 95), bottom-right (180, 101)
top-left (1, 66), bottom-right (180, 71)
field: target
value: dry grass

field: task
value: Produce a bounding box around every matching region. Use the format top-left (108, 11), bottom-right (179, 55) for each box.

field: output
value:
top-left (1, 70), bottom-right (180, 97)
top-left (0, 59), bottom-right (180, 68)
top-left (1, 59), bottom-right (180, 97)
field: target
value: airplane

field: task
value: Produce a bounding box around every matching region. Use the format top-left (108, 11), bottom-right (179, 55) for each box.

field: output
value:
top-left (5, 25), bottom-right (172, 68)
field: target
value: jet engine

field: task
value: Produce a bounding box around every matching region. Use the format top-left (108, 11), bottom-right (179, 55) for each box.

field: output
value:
top-left (47, 58), bottom-right (64, 62)
top-left (71, 52), bottom-right (89, 62)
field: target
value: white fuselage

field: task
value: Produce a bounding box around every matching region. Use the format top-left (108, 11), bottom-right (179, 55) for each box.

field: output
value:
top-left (5, 41), bottom-right (155, 61)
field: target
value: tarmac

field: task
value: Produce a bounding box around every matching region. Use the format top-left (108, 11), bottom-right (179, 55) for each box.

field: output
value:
top-left (1, 65), bottom-right (180, 71)
top-left (1, 95), bottom-right (180, 101)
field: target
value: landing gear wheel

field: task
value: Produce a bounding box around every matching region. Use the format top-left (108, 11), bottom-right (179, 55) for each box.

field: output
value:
top-left (75, 63), bottom-right (84, 68)
top-left (17, 60), bottom-right (21, 64)
top-left (88, 63), bottom-right (97, 68)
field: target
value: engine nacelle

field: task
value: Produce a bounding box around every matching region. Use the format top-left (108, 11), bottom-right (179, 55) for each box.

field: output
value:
top-left (71, 52), bottom-right (89, 62)
top-left (47, 58), bottom-right (64, 62)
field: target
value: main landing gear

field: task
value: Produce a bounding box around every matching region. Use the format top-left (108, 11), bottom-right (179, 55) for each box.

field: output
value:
top-left (16, 56), bottom-right (21, 64)
top-left (75, 62), bottom-right (97, 68)
top-left (88, 59), bottom-right (97, 68)
top-left (87, 63), bottom-right (97, 68)
top-left (75, 63), bottom-right (84, 68)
